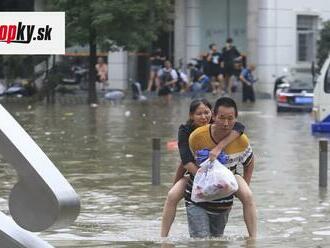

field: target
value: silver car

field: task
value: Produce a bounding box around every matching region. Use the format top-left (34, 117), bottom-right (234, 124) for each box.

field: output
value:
top-left (275, 73), bottom-right (314, 112)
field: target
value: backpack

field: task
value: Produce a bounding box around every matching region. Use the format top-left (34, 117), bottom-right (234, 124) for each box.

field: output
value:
top-left (175, 69), bottom-right (182, 82)
top-left (160, 69), bottom-right (173, 86)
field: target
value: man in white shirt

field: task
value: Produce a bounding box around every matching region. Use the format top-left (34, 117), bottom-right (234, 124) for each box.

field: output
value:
top-left (156, 60), bottom-right (178, 104)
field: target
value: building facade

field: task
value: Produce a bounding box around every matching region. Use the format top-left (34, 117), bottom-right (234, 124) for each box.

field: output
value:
top-left (175, 0), bottom-right (330, 93)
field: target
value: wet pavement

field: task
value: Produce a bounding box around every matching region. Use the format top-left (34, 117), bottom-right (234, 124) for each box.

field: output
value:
top-left (0, 94), bottom-right (330, 248)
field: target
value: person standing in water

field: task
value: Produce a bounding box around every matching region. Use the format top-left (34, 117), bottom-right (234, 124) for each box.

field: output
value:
top-left (160, 98), bottom-right (257, 238)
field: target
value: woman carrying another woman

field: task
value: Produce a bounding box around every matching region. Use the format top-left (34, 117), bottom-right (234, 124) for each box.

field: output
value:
top-left (160, 98), bottom-right (257, 238)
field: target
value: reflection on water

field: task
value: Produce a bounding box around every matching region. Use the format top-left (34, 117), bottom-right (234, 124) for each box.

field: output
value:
top-left (0, 97), bottom-right (330, 247)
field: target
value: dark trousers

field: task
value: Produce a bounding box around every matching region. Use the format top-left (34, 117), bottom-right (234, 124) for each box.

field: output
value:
top-left (242, 83), bottom-right (255, 102)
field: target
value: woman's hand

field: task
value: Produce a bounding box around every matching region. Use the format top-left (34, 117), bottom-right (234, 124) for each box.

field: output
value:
top-left (209, 146), bottom-right (222, 161)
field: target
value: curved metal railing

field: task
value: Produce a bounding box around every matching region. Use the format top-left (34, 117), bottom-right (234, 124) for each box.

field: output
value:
top-left (0, 104), bottom-right (80, 247)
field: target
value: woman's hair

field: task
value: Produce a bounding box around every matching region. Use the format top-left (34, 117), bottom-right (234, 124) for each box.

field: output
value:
top-left (186, 98), bottom-right (212, 126)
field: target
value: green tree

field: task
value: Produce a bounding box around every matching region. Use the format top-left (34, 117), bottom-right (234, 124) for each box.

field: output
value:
top-left (317, 20), bottom-right (330, 69)
top-left (48, 0), bottom-right (173, 104)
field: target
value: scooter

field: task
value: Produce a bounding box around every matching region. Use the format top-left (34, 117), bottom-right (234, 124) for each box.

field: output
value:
top-left (59, 65), bottom-right (88, 92)
top-left (311, 55), bottom-right (330, 133)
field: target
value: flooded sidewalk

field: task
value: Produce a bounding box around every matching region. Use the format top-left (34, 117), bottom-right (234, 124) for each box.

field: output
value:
top-left (0, 96), bottom-right (329, 247)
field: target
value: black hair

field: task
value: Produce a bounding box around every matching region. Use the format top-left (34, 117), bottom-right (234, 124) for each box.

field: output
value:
top-left (186, 98), bottom-right (212, 126)
top-left (192, 70), bottom-right (203, 82)
top-left (226, 38), bottom-right (233, 43)
top-left (209, 43), bottom-right (216, 50)
top-left (213, 97), bottom-right (238, 117)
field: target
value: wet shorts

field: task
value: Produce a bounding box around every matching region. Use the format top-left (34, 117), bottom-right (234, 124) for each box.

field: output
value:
top-left (158, 86), bottom-right (172, 96)
top-left (186, 204), bottom-right (230, 238)
top-left (150, 65), bottom-right (162, 72)
top-left (209, 65), bottom-right (224, 77)
top-left (224, 66), bottom-right (235, 77)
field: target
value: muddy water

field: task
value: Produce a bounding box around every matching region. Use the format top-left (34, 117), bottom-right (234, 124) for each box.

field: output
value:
top-left (0, 96), bottom-right (329, 247)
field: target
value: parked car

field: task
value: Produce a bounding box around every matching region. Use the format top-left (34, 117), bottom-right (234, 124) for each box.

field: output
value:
top-left (275, 73), bottom-right (314, 112)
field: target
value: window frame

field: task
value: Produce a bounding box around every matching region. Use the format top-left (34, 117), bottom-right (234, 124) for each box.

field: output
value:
top-left (296, 15), bottom-right (318, 63)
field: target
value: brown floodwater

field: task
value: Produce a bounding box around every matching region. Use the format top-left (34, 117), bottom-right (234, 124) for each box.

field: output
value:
top-left (0, 95), bottom-right (329, 247)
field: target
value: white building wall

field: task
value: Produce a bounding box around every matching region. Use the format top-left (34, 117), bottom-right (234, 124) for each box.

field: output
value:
top-left (108, 50), bottom-right (128, 90)
top-left (257, 0), bottom-right (330, 93)
top-left (246, 0), bottom-right (258, 65)
top-left (176, 0), bottom-right (248, 69)
top-left (174, 0), bottom-right (186, 68)
top-left (185, 0), bottom-right (201, 63)
top-left (200, 0), bottom-right (247, 54)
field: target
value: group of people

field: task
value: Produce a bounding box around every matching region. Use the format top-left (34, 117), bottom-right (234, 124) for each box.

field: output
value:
top-left (190, 38), bottom-right (258, 103)
top-left (204, 38), bottom-right (241, 95)
top-left (147, 38), bottom-right (257, 103)
top-left (146, 49), bottom-right (187, 104)
top-left (160, 96), bottom-right (257, 239)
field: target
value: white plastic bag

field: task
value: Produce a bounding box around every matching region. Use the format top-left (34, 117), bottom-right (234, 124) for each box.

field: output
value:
top-left (191, 159), bottom-right (238, 202)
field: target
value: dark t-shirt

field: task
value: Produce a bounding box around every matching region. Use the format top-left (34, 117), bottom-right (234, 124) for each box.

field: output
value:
top-left (208, 52), bottom-right (222, 66)
top-left (150, 52), bottom-right (165, 66)
top-left (178, 121), bottom-right (245, 165)
top-left (222, 46), bottom-right (240, 67)
top-left (207, 51), bottom-right (223, 76)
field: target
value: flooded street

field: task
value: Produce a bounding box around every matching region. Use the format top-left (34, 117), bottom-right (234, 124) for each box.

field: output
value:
top-left (0, 95), bottom-right (329, 248)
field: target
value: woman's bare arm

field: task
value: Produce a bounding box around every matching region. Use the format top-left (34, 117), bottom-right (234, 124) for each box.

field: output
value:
top-left (209, 130), bottom-right (241, 161)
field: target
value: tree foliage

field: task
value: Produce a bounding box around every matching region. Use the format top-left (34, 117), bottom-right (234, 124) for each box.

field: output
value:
top-left (47, 0), bottom-right (173, 103)
top-left (317, 20), bottom-right (330, 69)
top-left (1, 56), bottom-right (38, 81)
top-left (48, 0), bottom-right (173, 51)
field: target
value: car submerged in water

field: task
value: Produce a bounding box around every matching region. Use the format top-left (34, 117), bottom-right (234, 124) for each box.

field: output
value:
top-left (275, 73), bottom-right (314, 112)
